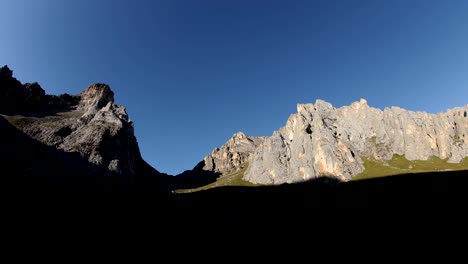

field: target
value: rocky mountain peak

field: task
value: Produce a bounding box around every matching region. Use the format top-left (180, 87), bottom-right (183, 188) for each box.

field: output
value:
top-left (232, 131), bottom-right (246, 139)
top-left (296, 103), bottom-right (313, 115)
top-left (202, 132), bottom-right (266, 174)
top-left (24, 82), bottom-right (45, 95)
top-left (80, 83), bottom-right (114, 109)
top-left (229, 131), bottom-right (251, 144)
top-left (314, 99), bottom-right (334, 110)
top-left (0, 65), bottom-right (13, 78)
top-left (351, 98), bottom-right (368, 109)
top-left (1, 67), bottom-right (167, 191)
top-left (0, 65), bottom-right (48, 113)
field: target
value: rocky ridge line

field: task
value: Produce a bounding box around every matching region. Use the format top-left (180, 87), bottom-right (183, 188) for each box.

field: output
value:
top-left (244, 99), bottom-right (467, 184)
top-left (203, 98), bottom-right (467, 185)
top-left (1, 65), bottom-right (166, 190)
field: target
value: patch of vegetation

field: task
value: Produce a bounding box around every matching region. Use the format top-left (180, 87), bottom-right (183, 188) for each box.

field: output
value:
top-left (175, 163), bottom-right (260, 193)
top-left (2, 109), bottom-right (82, 131)
top-left (352, 154), bottom-right (468, 181)
top-left (1, 114), bottom-right (36, 130)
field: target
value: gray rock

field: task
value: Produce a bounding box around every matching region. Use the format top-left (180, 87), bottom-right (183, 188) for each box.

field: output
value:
top-left (80, 83), bottom-right (114, 108)
top-left (24, 82), bottom-right (46, 104)
top-left (243, 99), bottom-right (468, 184)
top-left (1, 66), bottom-right (174, 192)
top-left (202, 131), bottom-right (265, 175)
top-left (8, 83), bottom-right (139, 179)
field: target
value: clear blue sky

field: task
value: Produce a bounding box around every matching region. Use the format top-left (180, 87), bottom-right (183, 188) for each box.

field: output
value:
top-left (1, 0), bottom-right (467, 175)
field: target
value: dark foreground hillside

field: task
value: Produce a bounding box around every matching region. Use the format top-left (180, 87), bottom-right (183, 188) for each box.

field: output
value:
top-left (6, 170), bottom-right (467, 226)
top-left (2, 173), bottom-right (466, 259)
top-left (171, 170), bottom-right (468, 224)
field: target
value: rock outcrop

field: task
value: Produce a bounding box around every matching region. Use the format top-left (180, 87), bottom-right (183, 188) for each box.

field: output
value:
top-left (202, 132), bottom-right (265, 175)
top-left (0, 66), bottom-right (44, 112)
top-left (0, 65), bottom-right (81, 114)
top-left (0, 65), bottom-right (168, 191)
top-left (242, 99), bottom-right (467, 184)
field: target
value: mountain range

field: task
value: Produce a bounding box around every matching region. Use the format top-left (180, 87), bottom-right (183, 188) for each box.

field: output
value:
top-left (1, 65), bottom-right (467, 193)
top-left (2, 65), bottom-right (468, 227)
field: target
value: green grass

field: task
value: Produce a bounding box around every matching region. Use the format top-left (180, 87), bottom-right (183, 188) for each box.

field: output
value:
top-left (2, 110), bottom-right (83, 131)
top-left (352, 155), bottom-right (468, 181)
top-left (176, 155), bottom-right (468, 192)
top-left (175, 163), bottom-right (260, 193)
top-left (1, 115), bottom-right (34, 130)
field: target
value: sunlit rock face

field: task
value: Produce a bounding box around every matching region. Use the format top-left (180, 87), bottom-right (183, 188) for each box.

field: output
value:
top-left (242, 99), bottom-right (467, 185)
top-left (203, 131), bottom-right (266, 175)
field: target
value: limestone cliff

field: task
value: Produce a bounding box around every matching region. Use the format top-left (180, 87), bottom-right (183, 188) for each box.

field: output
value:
top-left (202, 132), bottom-right (265, 175)
top-left (242, 99), bottom-right (467, 184)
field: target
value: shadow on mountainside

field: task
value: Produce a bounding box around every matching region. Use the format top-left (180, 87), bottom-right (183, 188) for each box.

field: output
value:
top-left (172, 161), bottom-right (221, 189)
top-left (0, 93), bottom-right (80, 118)
top-left (162, 170), bottom-right (468, 224)
top-left (0, 115), bottom-right (173, 193)
top-left (0, 115), bottom-right (126, 192)
top-left (4, 148), bottom-right (467, 237)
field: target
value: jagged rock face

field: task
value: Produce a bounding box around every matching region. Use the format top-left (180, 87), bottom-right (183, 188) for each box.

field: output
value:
top-left (15, 84), bottom-right (135, 179)
top-left (203, 132), bottom-right (265, 175)
top-left (1, 66), bottom-right (167, 190)
top-left (0, 66), bottom-right (31, 111)
top-left (244, 99), bottom-right (468, 184)
top-left (0, 66), bottom-right (78, 113)
top-left (80, 83), bottom-right (114, 110)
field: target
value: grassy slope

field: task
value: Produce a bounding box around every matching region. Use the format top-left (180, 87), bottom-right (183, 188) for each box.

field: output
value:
top-left (175, 164), bottom-right (260, 193)
top-left (352, 155), bottom-right (468, 181)
top-left (176, 155), bottom-right (468, 192)
top-left (2, 110), bottom-right (83, 131)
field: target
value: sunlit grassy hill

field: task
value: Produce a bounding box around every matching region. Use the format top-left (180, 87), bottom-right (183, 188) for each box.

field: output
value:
top-left (175, 156), bottom-right (468, 193)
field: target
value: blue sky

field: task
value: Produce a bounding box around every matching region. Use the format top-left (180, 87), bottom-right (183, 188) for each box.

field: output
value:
top-left (1, 0), bottom-right (467, 175)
